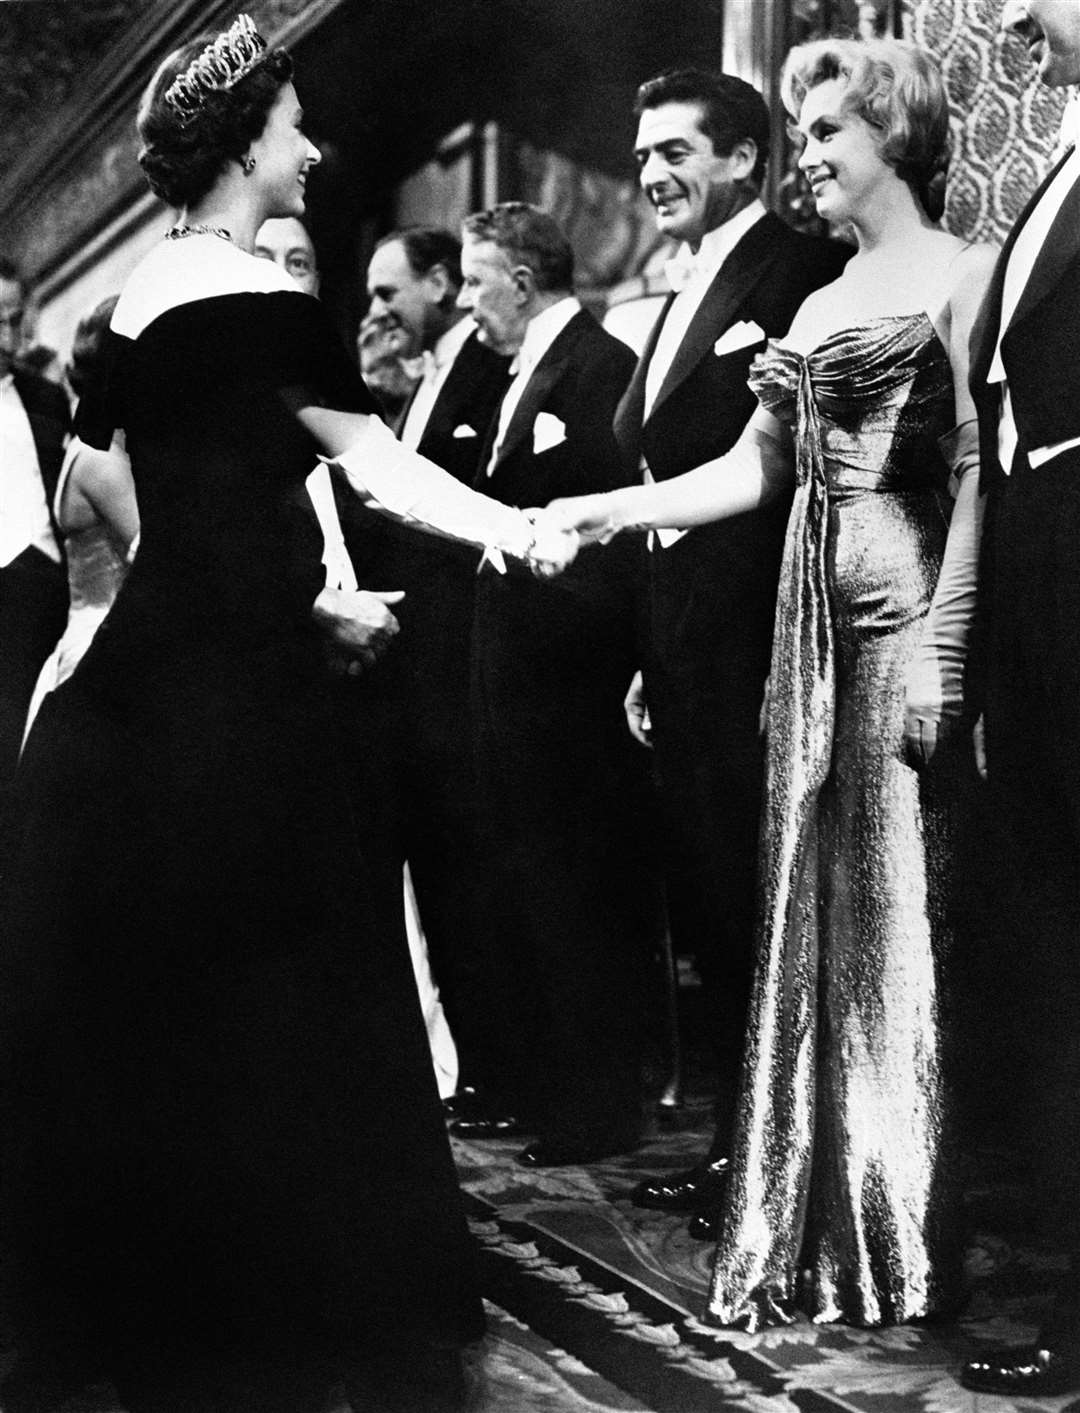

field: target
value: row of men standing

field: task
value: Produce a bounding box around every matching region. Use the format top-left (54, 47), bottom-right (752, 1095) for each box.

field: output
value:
top-left (302, 67), bottom-right (848, 1179)
top-left (1, 66), bottom-right (847, 1191)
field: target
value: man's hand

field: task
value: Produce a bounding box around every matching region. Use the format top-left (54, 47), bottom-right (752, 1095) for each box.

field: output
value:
top-left (313, 586), bottom-right (405, 675)
top-left (623, 670), bottom-right (653, 748)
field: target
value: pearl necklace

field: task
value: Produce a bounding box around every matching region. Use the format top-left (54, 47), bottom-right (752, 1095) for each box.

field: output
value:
top-left (165, 223), bottom-right (234, 243)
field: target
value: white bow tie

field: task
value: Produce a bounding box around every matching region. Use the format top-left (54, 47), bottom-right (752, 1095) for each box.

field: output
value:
top-left (400, 348), bottom-right (439, 383)
top-left (664, 247), bottom-right (704, 294)
top-left (509, 347), bottom-right (537, 379)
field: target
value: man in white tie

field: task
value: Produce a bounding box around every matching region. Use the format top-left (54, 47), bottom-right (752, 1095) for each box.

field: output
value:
top-left (613, 70), bottom-right (849, 1234)
top-left (449, 202), bottom-right (649, 1166)
top-left (0, 258), bottom-right (69, 813)
top-left (962, 2), bottom-right (1080, 1397)
top-left (349, 228), bottom-right (512, 1122)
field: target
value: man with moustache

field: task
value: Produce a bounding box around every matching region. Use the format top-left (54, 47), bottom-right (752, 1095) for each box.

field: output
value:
top-left (961, 1), bottom-right (1080, 1396)
top-left (354, 227), bottom-right (512, 1119)
top-left (616, 70), bottom-right (849, 1235)
top-left (451, 202), bottom-right (645, 1164)
top-left (0, 259), bottom-right (68, 824)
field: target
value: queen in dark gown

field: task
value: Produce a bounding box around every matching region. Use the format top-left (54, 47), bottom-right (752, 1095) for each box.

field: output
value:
top-left (547, 37), bottom-right (995, 1330)
top-left (0, 17), bottom-right (572, 1413)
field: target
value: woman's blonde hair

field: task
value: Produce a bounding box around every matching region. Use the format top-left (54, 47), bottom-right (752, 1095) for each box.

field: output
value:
top-left (781, 37), bottom-right (950, 221)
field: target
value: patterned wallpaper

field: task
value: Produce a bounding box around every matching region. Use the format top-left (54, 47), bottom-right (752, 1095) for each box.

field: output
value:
top-left (911, 0), bottom-right (1066, 244)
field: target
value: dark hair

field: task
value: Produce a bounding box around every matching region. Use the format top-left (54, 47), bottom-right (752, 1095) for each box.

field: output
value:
top-left (461, 203), bottom-right (573, 294)
top-left (67, 294), bottom-right (120, 399)
top-left (782, 39), bottom-right (950, 222)
top-left (136, 39), bottom-right (293, 208)
top-left (0, 257), bottom-right (25, 295)
top-left (377, 227), bottom-right (463, 291)
top-left (634, 68), bottom-right (771, 187)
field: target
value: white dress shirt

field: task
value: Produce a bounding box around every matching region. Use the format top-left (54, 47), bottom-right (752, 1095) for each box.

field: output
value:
top-left (0, 373), bottom-right (61, 569)
top-left (399, 315), bottom-right (475, 451)
top-left (643, 199), bottom-right (767, 421)
top-left (486, 295), bottom-right (581, 476)
top-left (990, 143), bottom-right (1080, 474)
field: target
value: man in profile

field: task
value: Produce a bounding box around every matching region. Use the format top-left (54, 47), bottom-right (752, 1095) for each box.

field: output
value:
top-left (452, 202), bottom-right (646, 1165)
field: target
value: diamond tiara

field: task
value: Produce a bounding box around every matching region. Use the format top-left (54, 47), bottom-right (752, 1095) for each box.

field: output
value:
top-left (163, 14), bottom-right (269, 121)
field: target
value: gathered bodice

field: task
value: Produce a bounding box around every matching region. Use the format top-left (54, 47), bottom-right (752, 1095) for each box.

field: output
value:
top-left (750, 314), bottom-right (954, 492)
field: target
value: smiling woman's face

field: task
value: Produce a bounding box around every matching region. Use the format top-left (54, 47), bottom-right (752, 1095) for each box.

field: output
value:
top-left (248, 81), bottom-right (321, 220)
top-left (795, 78), bottom-right (892, 226)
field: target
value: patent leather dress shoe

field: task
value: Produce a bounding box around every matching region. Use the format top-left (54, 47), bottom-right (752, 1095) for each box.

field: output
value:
top-left (961, 1344), bottom-right (1080, 1396)
top-left (449, 1112), bottom-right (527, 1139)
top-left (517, 1133), bottom-right (638, 1167)
top-left (631, 1157), bottom-right (730, 1212)
top-left (442, 1085), bottom-right (481, 1119)
top-left (688, 1210), bottom-right (720, 1241)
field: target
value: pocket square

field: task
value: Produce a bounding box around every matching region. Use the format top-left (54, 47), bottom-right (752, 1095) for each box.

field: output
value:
top-left (452, 424), bottom-right (477, 439)
top-left (713, 320), bottom-right (766, 357)
top-left (532, 411), bottom-right (567, 454)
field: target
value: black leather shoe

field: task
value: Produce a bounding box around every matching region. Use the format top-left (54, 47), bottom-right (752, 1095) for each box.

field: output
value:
top-left (449, 1112), bottom-right (527, 1139)
top-left (630, 1157), bottom-right (730, 1211)
top-left (442, 1085), bottom-right (481, 1119)
top-left (961, 1344), bottom-right (1080, 1396)
top-left (516, 1133), bottom-right (638, 1167)
top-left (688, 1210), bottom-right (720, 1241)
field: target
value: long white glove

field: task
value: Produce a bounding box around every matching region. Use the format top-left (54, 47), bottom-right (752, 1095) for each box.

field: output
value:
top-left (903, 420), bottom-right (984, 766)
top-left (324, 416), bottom-right (578, 577)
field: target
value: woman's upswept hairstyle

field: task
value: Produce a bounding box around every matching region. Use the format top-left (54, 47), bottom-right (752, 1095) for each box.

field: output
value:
top-left (781, 38), bottom-right (950, 221)
top-left (136, 33), bottom-right (293, 209)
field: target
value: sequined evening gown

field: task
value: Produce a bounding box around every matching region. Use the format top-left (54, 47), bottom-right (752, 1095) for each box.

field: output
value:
top-left (708, 314), bottom-right (962, 1330)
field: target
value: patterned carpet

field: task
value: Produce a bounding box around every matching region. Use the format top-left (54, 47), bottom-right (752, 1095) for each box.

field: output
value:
top-left (455, 1107), bottom-right (1078, 1413)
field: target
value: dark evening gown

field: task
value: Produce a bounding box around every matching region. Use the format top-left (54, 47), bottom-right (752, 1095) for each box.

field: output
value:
top-left (0, 239), bottom-right (482, 1393)
top-left (708, 315), bottom-right (962, 1330)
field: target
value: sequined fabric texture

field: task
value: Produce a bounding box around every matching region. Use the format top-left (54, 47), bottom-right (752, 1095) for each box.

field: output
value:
top-left (708, 315), bottom-right (961, 1331)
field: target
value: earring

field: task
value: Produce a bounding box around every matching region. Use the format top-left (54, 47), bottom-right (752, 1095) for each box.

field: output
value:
top-left (242, 154), bottom-right (256, 175)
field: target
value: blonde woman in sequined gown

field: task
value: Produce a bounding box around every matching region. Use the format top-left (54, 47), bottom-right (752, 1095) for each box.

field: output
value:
top-left (546, 38), bottom-right (995, 1330)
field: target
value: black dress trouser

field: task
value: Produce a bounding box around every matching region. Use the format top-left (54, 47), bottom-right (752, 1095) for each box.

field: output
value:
top-left (983, 446), bottom-right (1080, 1269)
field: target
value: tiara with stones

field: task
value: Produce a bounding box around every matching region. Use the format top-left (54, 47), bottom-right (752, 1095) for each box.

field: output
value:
top-left (163, 14), bottom-right (269, 121)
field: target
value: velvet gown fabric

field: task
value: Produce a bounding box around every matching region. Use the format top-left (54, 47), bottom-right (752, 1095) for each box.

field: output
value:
top-left (1, 281), bottom-right (482, 1381)
top-left (708, 315), bottom-right (961, 1330)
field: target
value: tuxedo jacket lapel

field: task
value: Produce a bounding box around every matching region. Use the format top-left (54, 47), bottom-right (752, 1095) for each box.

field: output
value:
top-left (1011, 153), bottom-right (1080, 330)
top-left (649, 214), bottom-right (778, 419)
top-left (395, 381), bottom-right (420, 440)
top-left (613, 293), bottom-right (675, 460)
top-left (484, 312), bottom-right (586, 479)
top-left (971, 149), bottom-right (1074, 388)
top-left (495, 359), bottom-right (565, 467)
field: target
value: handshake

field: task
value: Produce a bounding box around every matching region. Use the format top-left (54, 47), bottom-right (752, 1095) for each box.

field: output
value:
top-left (519, 492), bottom-right (621, 578)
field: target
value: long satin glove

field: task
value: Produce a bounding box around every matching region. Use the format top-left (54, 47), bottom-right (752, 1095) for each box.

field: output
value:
top-left (903, 420), bottom-right (984, 767)
top-left (323, 416), bottom-right (578, 577)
